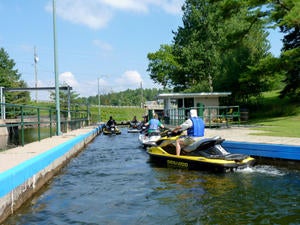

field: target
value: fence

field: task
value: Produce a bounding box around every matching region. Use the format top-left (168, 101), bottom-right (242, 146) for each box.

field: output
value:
top-left (164, 105), bottom-right (243, 128)
top-left (0, 103), bottom-right (90, 147)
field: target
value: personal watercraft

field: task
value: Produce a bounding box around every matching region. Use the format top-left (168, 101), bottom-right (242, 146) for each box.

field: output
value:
top-left (138, 127), bottom-right (169, 148)
top-left (147, 132), bottom-right (255, 172)
top-left (128, 121), bottom-right (142, 133)
top-left (102, 125), bottom-right (121, 135)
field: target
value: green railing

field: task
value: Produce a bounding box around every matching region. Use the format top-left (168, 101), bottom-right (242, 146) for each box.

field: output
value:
top-left (0, 103), bottom-right (90, 147)
top-left (164, 106), bottom-right (244, 128)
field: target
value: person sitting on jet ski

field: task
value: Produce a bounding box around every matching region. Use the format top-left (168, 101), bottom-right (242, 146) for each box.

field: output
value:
top-left (130, 115), bottom-right (140, 128)
top-left (144, 113), bottom-right (165, 135)
top-left (106, 116), bottom-right (117, 128)
top-left (172, 109), bottom-right (205, 156)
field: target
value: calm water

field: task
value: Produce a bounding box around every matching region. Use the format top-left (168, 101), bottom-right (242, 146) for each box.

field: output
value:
top-left (4, 128), bottom-right (300, 225)
top-left (1, 127), bottom-right (55, 150)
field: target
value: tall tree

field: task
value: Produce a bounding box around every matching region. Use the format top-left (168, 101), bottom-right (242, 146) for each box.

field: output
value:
top-left (172, 0), bottom-right (220, 92)
top-left (147, 44), bottom-right (179, 89)
top-left (147, 0), bottom-right (271, 104)
top-left (215, 0), bottom-right (271, 103)
top-left (0, 48), bottom-right (30, 104)
top-left (271, 0), bottom-right (300, 99)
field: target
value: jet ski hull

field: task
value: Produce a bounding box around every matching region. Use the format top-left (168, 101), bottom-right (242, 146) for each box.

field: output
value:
top-left (147, 136), bottom-right (255, 172)
top-left (103, 126), bottom-right (121, 135)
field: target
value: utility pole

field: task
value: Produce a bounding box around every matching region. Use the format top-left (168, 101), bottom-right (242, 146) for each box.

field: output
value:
top-left (140, 81), bottom-right (144, 108)
top-left (34, 46), bottom-right (39, 102)
top-left (53, 0), bottom-right (62, 135)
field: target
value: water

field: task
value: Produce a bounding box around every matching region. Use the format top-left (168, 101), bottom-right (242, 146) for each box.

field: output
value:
top-left (1, 127), bottom-right (55, 150)
top-left (4, 128), bottom-right (300, 224)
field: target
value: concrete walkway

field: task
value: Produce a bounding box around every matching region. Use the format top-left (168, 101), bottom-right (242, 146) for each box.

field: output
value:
top-left (205, 126), bottom-right (300, 146)
top-left (0, 126), bottom-right (100, 173)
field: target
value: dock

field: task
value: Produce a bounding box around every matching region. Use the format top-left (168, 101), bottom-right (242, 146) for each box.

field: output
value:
top-left (205, 127), bottom-right (300, 167)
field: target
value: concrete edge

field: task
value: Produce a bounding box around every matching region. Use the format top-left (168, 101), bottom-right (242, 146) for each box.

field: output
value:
top-left (0, 125), bottom-right (102, 223)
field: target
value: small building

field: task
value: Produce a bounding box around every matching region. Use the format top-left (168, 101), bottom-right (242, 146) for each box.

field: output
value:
top-left (156, 92), bottom-right (238, 126)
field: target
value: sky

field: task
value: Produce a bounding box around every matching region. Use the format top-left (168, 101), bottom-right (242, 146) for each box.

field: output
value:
top-left (0, 0), bottom-right (283, 100)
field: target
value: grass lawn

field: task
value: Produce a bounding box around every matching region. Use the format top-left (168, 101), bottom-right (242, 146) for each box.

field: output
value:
top-left (250, 115), bottom-right (300, 138)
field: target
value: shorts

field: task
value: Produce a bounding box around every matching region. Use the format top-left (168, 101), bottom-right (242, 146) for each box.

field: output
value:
top-left (179, 136), bottom-right (195, 146)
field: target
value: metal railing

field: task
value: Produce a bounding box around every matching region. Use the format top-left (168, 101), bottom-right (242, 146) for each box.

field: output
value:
top-left (163, 106), bottom-right (244, 128)
top-left (0, 103), bottom-right (90, 147)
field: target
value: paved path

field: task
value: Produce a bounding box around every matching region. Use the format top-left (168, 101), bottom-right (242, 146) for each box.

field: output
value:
top-left (0, 126), bottom-right (98, 173)
top-left (205, 127), bottom-right (300, 146)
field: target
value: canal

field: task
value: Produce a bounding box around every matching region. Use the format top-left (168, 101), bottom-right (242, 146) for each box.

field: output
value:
top-left (4, 128), bottom-right (300, 224)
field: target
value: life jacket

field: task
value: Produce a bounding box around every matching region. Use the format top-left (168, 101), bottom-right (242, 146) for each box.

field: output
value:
top-left (187, 117), bottom-right (204, 137)
top-left (148, 119), bottom-right (160, 132)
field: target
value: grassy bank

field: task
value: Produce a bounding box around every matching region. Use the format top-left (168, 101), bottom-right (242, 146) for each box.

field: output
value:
top-left (248, 91), bottom-right (300, 138)
top-left (89, 106), bottom-right (146, 124)
top-left (250, 116), bottom-right (300, 138)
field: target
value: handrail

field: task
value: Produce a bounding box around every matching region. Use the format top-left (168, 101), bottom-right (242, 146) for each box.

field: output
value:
top-left (0, 103), bottom-right (90, 148)
top-left (163, 105), bottom-right (243, 128)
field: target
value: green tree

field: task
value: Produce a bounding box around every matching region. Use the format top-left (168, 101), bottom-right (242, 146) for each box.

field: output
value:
top-left (215, 0), bottom-right (271, 104)
top-left (271, 0), bottom-right (300, 99)
top-left (147, 44), bottom-right (179, 88)
top-left (50, 84), bottom-right (82, 110)
top-left (0, 48), bottom-right (30, 103)
top-left (147, 0), bottom-right (271, 104)
top-left (172, 0), bottom-right (220, 92)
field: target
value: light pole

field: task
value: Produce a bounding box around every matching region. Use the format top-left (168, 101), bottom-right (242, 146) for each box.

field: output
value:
top-left (34, 46), bottom-right (39, 102)
top-left (97, 77), bottom-right (101, 122)
top-left (53, 0), bottom-right (61, 135)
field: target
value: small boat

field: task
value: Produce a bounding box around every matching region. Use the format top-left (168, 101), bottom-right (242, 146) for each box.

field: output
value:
top-left (147, 133), bottom-right (255, 172)
top-left (102, 125), bottom-right (121, 135)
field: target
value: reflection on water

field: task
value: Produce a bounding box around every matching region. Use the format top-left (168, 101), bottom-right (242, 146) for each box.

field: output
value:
top-left (0, 127), bottom-right (56, 150)
top-left (4, 128), bottom-right (300, 224)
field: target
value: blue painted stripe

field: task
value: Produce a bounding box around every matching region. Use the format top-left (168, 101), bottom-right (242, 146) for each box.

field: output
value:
top-left (0, 126), bottom-right (101, 198)
top-left (223, 141), bottom-right (300, 161)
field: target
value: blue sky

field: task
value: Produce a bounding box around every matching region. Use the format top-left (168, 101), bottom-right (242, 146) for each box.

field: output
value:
top-left (0, 0), bottom-right (283, 100)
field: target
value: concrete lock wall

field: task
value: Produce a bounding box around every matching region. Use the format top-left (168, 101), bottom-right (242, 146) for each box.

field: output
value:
top-left (0, 126), bottom-right (102, 223)
top-left (0, 119), bottom-right (8, 150)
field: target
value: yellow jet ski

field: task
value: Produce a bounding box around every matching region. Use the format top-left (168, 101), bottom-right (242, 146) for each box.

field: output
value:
top-left (147, 132), bottom-right (255, 172)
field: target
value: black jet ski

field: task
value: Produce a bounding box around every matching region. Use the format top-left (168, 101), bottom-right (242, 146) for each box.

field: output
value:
top-left (103, 125), bottom-right (121, 135)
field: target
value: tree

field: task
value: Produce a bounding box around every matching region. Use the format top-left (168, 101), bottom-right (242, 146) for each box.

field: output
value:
top-left (0, 48), bottom-right (30, 103)
top-left (271, 0), bottom-right (300, 99)
top-left (215, 0), bottom-right (272, 103)
top-left (172, 0), bottom-right (220, 92)
top-left (147, 0), bottom-right (271, 104)
top-left (50, 83), bottom-right (81, 110)
top-left (147, 44), bottom-right (179, 88)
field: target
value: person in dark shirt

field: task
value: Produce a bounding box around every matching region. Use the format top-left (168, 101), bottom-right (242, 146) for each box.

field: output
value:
top-left (106, 116), bottom-right (116, 128)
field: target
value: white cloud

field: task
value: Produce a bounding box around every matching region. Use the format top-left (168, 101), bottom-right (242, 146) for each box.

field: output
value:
top-left (46, 0), bottom-right (183, 30)
top-left (93, 39), bottom-right (113, 51)
top-left (59, 72), bottom-right (79, 87)
top-left (158, 0), bottom-right (184, 14)
top-left (116, 70), bottom-right (143, 89)
top-left (101, 0), bottom-right (148, 12)
top-left (46, 0), bottom-right (113, 29)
